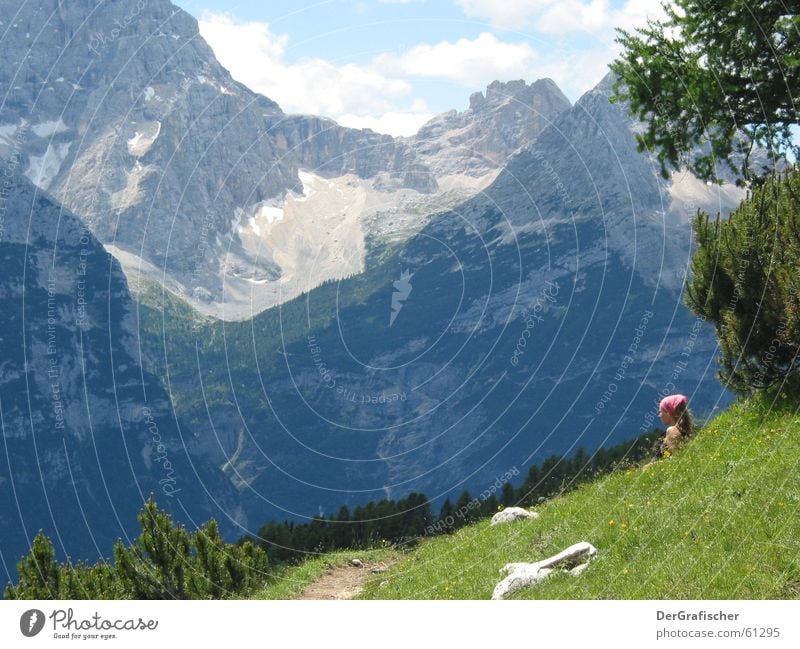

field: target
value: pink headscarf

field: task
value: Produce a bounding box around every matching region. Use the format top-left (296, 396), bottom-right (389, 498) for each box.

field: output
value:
top-left (659, 394), bottom-right (688, 417)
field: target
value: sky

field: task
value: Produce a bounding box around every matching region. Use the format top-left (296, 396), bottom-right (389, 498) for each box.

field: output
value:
top-left (172, 0), bottom-right (666, 136)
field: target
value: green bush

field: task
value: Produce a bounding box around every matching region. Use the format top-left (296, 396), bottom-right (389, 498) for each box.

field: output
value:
top-left (5, 496), bottom-right (269, 600)
top-left (686, 168), bottom-right (800, 393)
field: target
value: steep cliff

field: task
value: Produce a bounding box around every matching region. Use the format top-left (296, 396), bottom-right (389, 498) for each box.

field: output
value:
top-left (0, 174), bottom-right (240, 577)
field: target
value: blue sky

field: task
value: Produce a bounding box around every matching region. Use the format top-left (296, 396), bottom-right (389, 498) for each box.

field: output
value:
top-left (173, 0), bottom-right (665, 135)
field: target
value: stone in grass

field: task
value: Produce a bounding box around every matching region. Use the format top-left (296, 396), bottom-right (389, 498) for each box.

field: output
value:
top-left (490, 507), bottom-right (540, 526)
top-left (350, 559), bottom-right (364, 567)
top-left (491, 541), bottom-right (597, 600)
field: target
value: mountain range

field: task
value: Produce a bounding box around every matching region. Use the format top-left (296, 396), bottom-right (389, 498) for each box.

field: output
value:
top-left (1, 0), bottom-right (743, 573)
top-left (0, 0), bottom-right (575, 320)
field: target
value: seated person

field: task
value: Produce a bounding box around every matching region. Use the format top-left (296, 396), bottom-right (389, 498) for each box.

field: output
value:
top-left (658, 394), bottom-right (695, 454)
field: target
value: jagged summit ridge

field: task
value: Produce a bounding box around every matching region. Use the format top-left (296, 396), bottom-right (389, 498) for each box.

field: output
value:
top-left (411, 78), bottom-right (572, 176)
top-left (0, 0), bottom-right (572, 319)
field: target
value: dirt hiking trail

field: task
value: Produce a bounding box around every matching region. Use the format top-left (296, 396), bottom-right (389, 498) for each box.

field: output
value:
top-left (296, 559), bottom-right (394, 600)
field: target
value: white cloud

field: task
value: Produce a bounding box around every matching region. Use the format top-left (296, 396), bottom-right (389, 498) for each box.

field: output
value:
top-left (454, 0), bottom-right (664, 34)
top-left (375, 32), bottom-right (537, 87)
top-left (445, 0), bottom-right (666, 96)
top-left (530, 45), bottom-right (624, 98)
top-left (198, 12), bottom-right (428, 135)
top-left (537, 0), bottom-right (665, 35)
top-left (455, 0), bottom-right (554, 31)
top-left (196, 5), bottom-right (666, 139)
top-left (373, 32), bottom-right (614, 100)
top-left (337, 111), bottom-right (435, 137)
top-left (338, 97), bottom-right (434, 137)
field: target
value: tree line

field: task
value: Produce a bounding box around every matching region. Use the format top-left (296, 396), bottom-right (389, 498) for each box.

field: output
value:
top-left (250, 429), bottom-right (661, 563)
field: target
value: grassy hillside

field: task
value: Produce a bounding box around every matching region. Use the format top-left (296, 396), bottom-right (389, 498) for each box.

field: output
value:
top-left (342, 395), bottom-right (799, 599)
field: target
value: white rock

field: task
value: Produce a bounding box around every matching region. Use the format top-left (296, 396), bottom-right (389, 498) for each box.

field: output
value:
top-left (492, 566), bottom-right (553, 599)
top-left (492, 541), bottom-right (597, 599)
top-left (490, 507), bottom-right (539, 526)
top-left (350, 559), bottom-right (363, 567)
top-left (537, 541), bottom-right (596, 570)
top-left (0, 123), bottom-right (19, 144)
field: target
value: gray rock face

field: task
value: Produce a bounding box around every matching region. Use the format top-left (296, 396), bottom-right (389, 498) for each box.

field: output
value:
top-left (0, 1), bottom-right (577, 319)
top-left (277, 114), bottom-right (435, 193)
top-left (0, 175), bottom-right (240, 574)
top-left (0, 0), bottom-right (442, 313)
top-left (410, 78), bottom-right (571, 177)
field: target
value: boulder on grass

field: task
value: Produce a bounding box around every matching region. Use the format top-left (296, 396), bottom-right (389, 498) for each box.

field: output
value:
top-left (490, 507), bottom-right (540, 526)
top-left (492, 541), bottom-right (597, 599)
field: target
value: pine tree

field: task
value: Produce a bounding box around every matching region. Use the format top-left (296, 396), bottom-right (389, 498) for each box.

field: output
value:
top-left (437, 498), bottom-right (455, 532)
top-left (519, 464), bottom-right (542, 505)
top-left (59, 559), bottom-right (123, 599)
top-left (5, 498), bottom-right (269, 600)
top-left (501, 483), bottom-right (516, 507)
top-left (221, 539), bottom-right (269, 595)
top-left (332, 505), bottom-right (354, 548)
top-left (611, 1), bottom-right (798, 182)
top-left (114, 496), bottom-right (192, 599)
top-left (686, 168), bottom-right (800, 392)
top-left (571, 448), bottom-right (590, 477)
top-left (454, 491), bottom-right (475, 527)
top-left (4, 531), bottom-right (60, 599)
top-left (401, 492), bottom-right (433, 537)
top-left (188, 519), bottom-right (227, 599)
top-left (483, 494), bottom-right (500, 516)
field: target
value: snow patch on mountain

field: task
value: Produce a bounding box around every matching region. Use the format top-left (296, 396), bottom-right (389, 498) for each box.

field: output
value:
top-left (127, 121), bottom-right (161, 157)
top-left (25, 142), bottom-right (71, 190)
top-left (31, 118), bottom-right (69, 138)
top-left (0, 123), bottom-right (19, 150)
top-left (666, 170), bottom-right (747, 222)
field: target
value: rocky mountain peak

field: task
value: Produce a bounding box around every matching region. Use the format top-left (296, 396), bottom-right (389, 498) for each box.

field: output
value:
top-left (587, 71), bottom-right (619, 97)
top-left (411, 77), bottom-right (571, 177)
top-left (470, 78), bottom-right (567, 112)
